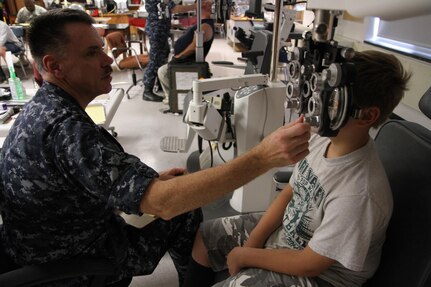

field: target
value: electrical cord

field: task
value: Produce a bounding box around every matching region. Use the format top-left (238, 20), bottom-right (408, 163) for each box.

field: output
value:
top-left (260, 88), bottom-right (269, 141)
top-left (216, 144), bottom-right (227, 163)
top-left (208, 140), bottom-right (214, 167)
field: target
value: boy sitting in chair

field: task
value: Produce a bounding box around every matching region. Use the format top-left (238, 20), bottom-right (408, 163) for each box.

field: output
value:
top-left (182, 50), bottom-right (412, 287)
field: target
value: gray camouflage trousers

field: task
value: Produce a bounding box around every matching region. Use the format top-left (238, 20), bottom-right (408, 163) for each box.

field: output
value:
top-left (121, 208), bottom-right (203, 283)
top-left (201, 213), bottom-right (333, 287)
top-left (143, 25), bottom-right (170, 89)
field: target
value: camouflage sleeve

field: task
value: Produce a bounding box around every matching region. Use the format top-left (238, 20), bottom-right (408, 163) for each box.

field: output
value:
top-left (168, 0), bottom-right (176, 12)
top-left (52, 119), bottom-right (158, 215)
top-left (0, 153), bottom-right (4, 212)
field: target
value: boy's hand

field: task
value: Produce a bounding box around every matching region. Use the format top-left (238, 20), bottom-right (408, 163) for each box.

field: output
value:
top-left (226, 247), bottom-right (246, 276)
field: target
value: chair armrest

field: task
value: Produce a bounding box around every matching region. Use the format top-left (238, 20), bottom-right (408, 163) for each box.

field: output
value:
top-left (103, 88), bottom-right (125, 130)
top-left (111, 47), bottom-right (145, 70)
top-left (0, 258), bottom-right (116, 287)
top-left (211, 61), bottom-right (246, 70)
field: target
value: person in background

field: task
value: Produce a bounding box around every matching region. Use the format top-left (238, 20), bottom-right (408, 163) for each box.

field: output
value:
top-left (183, 50), bottom-right (411, 287)
top-left (143, 0), bottom-right (198, 102)
top-left (15, 0), bottom-right (47, 23)
top-left (0, 20), bottom-right (24, 82)
top-left (0, 9), bottom-right (311, 286)
top-left (157, 0), bottom-right (214, 103)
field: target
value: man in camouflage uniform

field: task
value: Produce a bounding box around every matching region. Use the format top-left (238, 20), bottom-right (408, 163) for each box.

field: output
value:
top-left (143, 0), bottom-right (197, 101)
top-left (0, 8), bottom-right (310, 287)
top-left (0, 9), bottom-right (201, 286)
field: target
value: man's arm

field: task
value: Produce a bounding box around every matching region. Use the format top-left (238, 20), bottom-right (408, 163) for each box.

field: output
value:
top-left (174, 23), bottom-right (213, 59)
top-left (0, 25), bottom-right (8, 47)
top-left (244, 185), bottom-right (293, 248)
top-left (16, 10), bottom-right (25, 24)
top-left (171, 3), bottom-right (197, 14)
top-left (140, 118), bottom-right (310, 220)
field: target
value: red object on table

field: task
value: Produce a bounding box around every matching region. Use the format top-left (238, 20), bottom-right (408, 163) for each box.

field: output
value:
top-left (129, 18), bottom-right (146, 28)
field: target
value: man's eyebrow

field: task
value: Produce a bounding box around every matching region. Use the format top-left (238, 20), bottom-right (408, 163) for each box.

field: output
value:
top-left (87, 45), bottom-right (102, 52)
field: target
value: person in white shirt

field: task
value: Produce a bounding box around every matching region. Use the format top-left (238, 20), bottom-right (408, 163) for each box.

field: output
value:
top-left (0, 21), bottom-right (24, 82)
top-left (16, 0), bottom-right (47, 24)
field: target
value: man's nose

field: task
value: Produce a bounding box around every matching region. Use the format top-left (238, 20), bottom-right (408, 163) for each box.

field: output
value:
top-left (103, 52), bottom-right (114, 65)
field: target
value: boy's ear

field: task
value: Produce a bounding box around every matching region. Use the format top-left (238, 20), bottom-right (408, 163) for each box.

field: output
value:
top-left (357, 107), bottom-right (380, 127)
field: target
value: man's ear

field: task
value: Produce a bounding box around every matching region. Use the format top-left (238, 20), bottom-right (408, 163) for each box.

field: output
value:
top-left (357, 107), bottom-right (380, 127)
top-left (43, 55), bottom-right (64, 78)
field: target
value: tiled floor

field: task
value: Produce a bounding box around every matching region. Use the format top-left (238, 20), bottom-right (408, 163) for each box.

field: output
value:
top-left (113, 35), bottom-right (244, 287)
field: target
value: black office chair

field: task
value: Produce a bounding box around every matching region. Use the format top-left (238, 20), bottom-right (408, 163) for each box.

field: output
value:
top-left (364, 87), bottom-right (431, 287)
top-left (0, 225), bottom-right (131, 287)
top-left (212, 29), bottom-right (273, 76)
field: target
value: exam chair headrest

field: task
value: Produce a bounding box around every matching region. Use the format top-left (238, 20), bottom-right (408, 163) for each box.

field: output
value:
top-left (419, 86), bottom-right (431, 120)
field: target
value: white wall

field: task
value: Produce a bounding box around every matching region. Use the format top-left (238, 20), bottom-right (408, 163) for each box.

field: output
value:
top-left (334, 17), bottom-right (431, 129)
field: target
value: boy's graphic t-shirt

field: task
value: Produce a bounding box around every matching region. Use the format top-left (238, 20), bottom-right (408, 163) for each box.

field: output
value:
top-left (271, 135), bottom-right (392, 287)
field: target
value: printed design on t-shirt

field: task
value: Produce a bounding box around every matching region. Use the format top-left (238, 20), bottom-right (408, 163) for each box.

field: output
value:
top-left (283, 159), bottom-right (325, 249)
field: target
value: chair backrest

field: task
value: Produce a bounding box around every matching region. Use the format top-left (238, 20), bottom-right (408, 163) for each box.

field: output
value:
top-left (105, 31), bottom-right (127, 59)
top-left (9, 26), bottom-right (25, 52)
top-left (244, 30), bottom-right (272, 75)
top-left (365, 91), bottom-right (431, 286)
top-left (10, 26), bottom-right (24, 39)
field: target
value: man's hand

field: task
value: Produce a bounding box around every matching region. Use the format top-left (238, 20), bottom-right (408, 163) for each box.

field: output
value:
top-left (169, 56), bottom-right (190, 65)
top-left (251, 116), bottom-right (311, 169)
top-left (158, 167), bottom-right (187, 180)
top-left (0, 46), bottom-right (6, 59)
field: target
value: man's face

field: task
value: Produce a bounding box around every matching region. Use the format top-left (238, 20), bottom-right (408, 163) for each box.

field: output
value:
top-left (25, 0), bottom-right (36, 12)
top-left (202, 1), bottom-right (212, 13)
top-left (57, 23), bottom-right (113, 100)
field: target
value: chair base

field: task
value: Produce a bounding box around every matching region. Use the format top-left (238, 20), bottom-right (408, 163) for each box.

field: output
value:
top-left (125, 79), bottom-right (144, 99)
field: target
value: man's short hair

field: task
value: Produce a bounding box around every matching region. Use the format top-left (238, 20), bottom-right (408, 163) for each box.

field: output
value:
top-left (349, 50), bottom-right (411, 127)
top-left (27, 8), bottom-right (95, 73)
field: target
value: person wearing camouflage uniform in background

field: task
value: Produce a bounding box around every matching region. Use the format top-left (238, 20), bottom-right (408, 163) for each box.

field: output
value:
top-left (143, 0), bottom-right (197, 102)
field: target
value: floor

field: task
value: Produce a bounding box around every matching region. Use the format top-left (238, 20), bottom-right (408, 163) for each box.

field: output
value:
top-left (117, 34), bottom-right (245, 287)
top-left (1, 33), bottom-right (246, 286)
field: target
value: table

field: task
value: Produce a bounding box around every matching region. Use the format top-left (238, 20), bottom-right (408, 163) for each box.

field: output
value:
top-left (96, 13), bottom-right (133, 25)
top-left (93, 17), bottom-right (112, 24)
top-left (94, 23), bottom-right (130, 37)
top-left (0, 88), bottom-right (125, 144)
